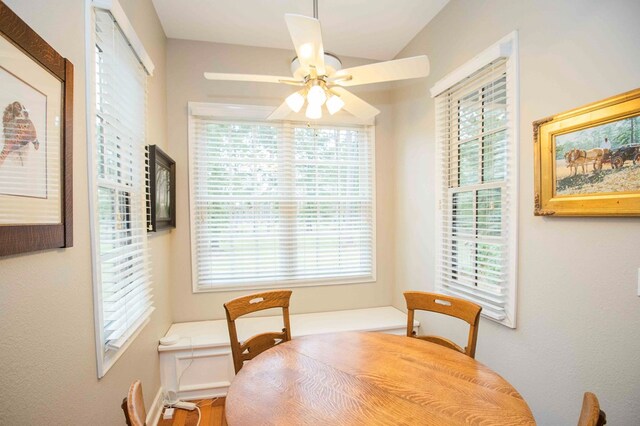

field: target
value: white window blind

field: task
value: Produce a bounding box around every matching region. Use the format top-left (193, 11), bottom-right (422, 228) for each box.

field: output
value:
top-left (90, 7), bottom-right (153, 365)
top-left (435, 57), bottom-right (517, 327)
top-left (189, 115), bottom-right (375, 291)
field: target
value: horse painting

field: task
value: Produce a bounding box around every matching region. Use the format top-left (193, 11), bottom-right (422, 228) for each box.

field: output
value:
top-left (564, 148), bottom-right (605, 176)
top-left (0, 101), bottom-right (39, 167)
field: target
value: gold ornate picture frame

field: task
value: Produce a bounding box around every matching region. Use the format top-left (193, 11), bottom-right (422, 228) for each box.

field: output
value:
top-left (534, 88), bottom-right (640, 216)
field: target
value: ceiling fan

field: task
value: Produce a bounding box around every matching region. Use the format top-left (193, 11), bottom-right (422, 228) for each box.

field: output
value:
top-left (204, 0), bottom-right (430, 121)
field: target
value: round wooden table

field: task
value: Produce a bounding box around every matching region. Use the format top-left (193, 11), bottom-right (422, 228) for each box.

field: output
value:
top-left (225, 332), bottom-right (535, 425)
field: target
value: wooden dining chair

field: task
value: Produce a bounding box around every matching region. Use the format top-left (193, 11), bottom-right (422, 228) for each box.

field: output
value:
top-left (121, 379), bottom-right (146, 426)
top-left (224, 290), bottom-right (293, 374)
top-left (403, 291), bottom-right (482, 358)
top-left (577, 392), bottom-right (607, 426)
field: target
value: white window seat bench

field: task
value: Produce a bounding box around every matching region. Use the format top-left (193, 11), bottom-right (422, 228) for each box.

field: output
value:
top-left (158, 306), bottom-right (419, 401)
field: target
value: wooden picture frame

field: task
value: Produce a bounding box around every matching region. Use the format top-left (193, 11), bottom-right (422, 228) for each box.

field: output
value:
top-left (148, 145), bottom-right (175, 232)
top-left (0, 2), bottom-right (73, 256)
top-left (534, 88), bottom-right (640, 216)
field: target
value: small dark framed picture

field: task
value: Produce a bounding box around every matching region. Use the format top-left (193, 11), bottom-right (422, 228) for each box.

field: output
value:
top-left (148, 145), bottom-right (175, 232)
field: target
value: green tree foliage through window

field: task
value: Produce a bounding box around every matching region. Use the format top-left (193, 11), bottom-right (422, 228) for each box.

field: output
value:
top-left (190, 119), bottom-right (374, 289)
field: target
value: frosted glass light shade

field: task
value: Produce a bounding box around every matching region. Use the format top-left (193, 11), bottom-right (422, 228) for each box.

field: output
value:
top-left (285, 91), bottom-right (305, 112)
top-left (307, 85), bottom-right (327, 106)
top-left (326, 95), bottom-right (345, 115)
top-left (299, 43), bottom-right (313, 59)
top-left (305, 103), bottom-right (322, 119)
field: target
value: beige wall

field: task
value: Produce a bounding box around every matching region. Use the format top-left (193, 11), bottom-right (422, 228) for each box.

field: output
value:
top-left (166, 39), bottom-right (396, 321)
top-left (391, 0), bottom-right (640, 424)
top-left (3, 1), bottom-right (639, 424)
top-left (0, 0), bottom-right (170, 424)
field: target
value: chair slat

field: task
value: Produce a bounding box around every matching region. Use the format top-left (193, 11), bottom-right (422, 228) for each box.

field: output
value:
top-left (415, 335), bottom-right (465, 354)
top-left (224, 290), bottom-right (292, 321)
top-left (240, 331), bottom-right (288, 362)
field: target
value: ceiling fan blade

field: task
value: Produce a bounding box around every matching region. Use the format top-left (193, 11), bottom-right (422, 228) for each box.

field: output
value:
top-left (331, 87), bottom-right (380, 120)
top-left (331, 55), bottom-right (430, 87)
top-left (204, 72), bottom-right (297, 84)
top-left (267, 101), bottom-right (292, 121)
top-left (285, 14), bottom-right (326, 75)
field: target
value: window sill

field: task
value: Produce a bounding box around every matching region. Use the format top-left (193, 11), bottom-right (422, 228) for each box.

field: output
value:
top-left (97, 312), bottom-right (153, 378)
top-left (193, 276), bottom-right (376, 294)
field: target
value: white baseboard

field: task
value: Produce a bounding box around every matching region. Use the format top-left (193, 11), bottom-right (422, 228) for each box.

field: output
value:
top-left (146, 386), bottom-right (164, 426)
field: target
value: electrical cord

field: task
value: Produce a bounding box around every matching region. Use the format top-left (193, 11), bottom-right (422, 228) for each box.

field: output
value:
top-left (176, 336), bottom-right (195, 391)
top-left (192, 398), bottom-right (219, 426)
top-left (195, 405), bottom-right (202, 426)
top-left (162, 336), bottom-right (197, 413)
top-left (163, 336), bottom-right (195, 405)
top-left (160, 338), bottom-right (219, 425)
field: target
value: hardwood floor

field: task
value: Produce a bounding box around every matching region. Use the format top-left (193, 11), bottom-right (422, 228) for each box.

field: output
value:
top-left (158, 398), bottom-right (226, 426)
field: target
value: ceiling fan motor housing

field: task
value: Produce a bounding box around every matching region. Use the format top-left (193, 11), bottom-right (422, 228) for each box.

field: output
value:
top-left (291, 52), bottom-right (342, 79)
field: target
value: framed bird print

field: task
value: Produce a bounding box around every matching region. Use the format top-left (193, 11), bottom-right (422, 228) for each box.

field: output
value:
top-left (0, 2), bottom-right (73, 256)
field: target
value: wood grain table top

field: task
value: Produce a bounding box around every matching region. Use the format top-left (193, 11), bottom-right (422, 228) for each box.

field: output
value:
top-left (225, 332), bottom-right (535, 425)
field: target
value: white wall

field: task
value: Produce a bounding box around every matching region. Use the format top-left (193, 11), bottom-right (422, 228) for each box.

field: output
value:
top-left (166, 39), bottom-right (397, 322)
top-left (391, 0), bottom-right (640, 424)
top-left (0, 1), bottom-right (170, 424)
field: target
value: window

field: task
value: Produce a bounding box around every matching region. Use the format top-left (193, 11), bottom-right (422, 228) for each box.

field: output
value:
top-left (87, 3), bottom-right (155, 377)
top-left (189, 105), bottom-right (375, 292)
top-left (433, 32), bottom-right (518, 328)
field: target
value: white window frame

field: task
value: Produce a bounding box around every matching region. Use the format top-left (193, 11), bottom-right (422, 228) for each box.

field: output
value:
top-left (432, 31), bottom-right (519, 328)
top-left (84, 0), bottom-right (155, 378)
top-left (187, 102), bottom-right (377, 293)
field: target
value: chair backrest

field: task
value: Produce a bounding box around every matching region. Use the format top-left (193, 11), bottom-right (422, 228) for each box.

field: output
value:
top-left (224, 290), bottom-right (293, 374)
top-left (121, 380), bottom-right (146, 426)
top-left (578, 392), bottom-right (607, 426)
top-left (403, 291), bottom-right (482, 358)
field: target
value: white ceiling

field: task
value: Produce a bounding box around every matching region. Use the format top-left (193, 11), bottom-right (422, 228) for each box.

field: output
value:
top-left (152, 0), bottom-right (449, 61)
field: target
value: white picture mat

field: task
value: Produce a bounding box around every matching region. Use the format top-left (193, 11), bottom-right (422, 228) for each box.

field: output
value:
top-left (156, 164), bottom-right (171, 220)
top-left (0, 34), bottom-right (62, 225)
top-left (0, 67), bottom-right (47, 198)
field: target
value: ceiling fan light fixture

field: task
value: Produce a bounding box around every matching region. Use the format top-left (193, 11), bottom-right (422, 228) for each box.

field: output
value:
top-left (285, 90), bottom-right (305, 112)
top-left (305, 103), bottom-right (322, 120)
top-left (307, 83), bottom-right (327, 106)
top-left (206, 9), bottom-right (429, 122)
top-left (326, 94), bottom-right (345, 115)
